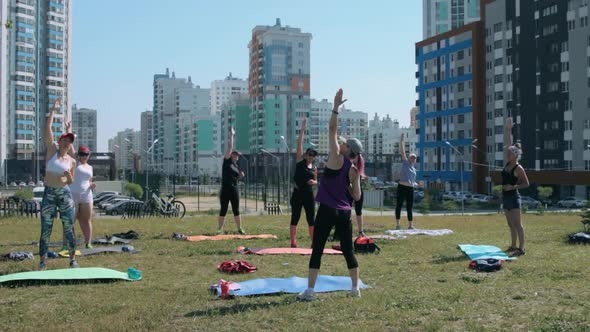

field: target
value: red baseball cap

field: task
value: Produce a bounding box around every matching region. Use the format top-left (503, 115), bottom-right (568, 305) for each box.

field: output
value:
top-left (78, 145), bottom-right (90, 153)
top-left (59, 133), bottom-right (75, 142)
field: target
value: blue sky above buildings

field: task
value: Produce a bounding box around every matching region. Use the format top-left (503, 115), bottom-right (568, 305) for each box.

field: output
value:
top-left (71, 0), bottom-right (421, 151)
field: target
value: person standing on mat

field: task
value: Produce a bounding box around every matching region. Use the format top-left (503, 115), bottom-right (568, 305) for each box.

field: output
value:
top-left (395, 133), bottom-right (421, 230)
top-left (70, 145), bottom-right (96, 249)
top-left (289, 119), bottom-right (318, 248)
top-left (298, 89), bottom-right (362, 301)
top-left (502, 117), bottom-right (529, 257)
top-left (39, 97), bottom-right (79, 270)
top-left (217, 127), bottom-right (245, 235)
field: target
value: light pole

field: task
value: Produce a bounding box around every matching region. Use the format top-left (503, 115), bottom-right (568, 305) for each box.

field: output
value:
top-left (260, 149), bottom-right (281, 203)
top-left (145, 139), bottom-right (159, 201)
top-left (445, 141), bottom-right (465, 216)
top-left (280, 135), bottom-right (290, 203)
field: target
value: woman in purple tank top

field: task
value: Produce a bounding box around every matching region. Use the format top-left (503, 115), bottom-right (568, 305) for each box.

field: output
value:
top-left (298, 89), bottom-right (363, 301)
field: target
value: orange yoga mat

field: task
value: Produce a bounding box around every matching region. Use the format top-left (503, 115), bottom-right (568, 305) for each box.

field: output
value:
top-left (236, 246), bottom-right (342, 255)
top-left (184, 234), bottom-right (278, 242)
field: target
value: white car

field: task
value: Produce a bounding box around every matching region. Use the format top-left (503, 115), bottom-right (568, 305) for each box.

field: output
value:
top-left (32, 186), bottom-right (45, 204)
top-left (557, 197), bottom-right (586, 208)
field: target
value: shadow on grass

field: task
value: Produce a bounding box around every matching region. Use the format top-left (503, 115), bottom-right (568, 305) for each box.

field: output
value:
top-left (431, 253), bottom-right (466, 264)
top-left (185, 298), bottom-right (295, 318)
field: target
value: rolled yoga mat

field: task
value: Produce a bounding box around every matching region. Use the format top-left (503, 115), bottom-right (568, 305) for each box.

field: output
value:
top-left (212, 275), bottom-right (368, 297)
top-left (0, 267), bottom-right (142, 284)
top-left (56, 245), bottom-right (139, 257)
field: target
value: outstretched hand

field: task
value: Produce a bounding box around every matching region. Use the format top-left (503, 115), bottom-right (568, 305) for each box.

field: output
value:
top-left (230, 127), bottom-right (235, 136)
top-left (505, 117), bottom-right (513, 129)
top-left (333, 89), bottom-right (347, 111)
top-left (300, 118), bottom-right (307, 130)
top-left (65, 121), bottom-right (71, 133)
top-left (51, 97), bottom-right (62, 113)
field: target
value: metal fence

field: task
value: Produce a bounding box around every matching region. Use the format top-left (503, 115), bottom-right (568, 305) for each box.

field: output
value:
top-left (0, 199), bottom-right (40, 218)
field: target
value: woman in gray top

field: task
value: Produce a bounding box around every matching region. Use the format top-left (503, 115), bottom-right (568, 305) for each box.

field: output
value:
top-left (395, 133), bottom-right (422, 229)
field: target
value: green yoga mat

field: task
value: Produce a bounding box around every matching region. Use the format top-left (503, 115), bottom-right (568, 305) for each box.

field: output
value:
top-left (0, 267), bottom-right (142, 284)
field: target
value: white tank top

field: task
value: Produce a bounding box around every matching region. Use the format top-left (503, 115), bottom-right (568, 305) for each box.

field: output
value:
top-left (70, 164), bottom-right (93, 194)
top-left (46, 152), bottom-right (72, 175)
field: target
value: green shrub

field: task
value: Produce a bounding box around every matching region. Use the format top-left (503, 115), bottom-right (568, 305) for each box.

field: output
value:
top-left (125, 183), bottom-right (144, 200)
top-left (14, 189), bottom-right (32, 200)
top-left (416, 199), bottom-right (430, 215)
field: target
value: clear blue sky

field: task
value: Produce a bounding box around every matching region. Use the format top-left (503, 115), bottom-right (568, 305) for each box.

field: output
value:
top-left (72, 0), bottom-right (422, 151)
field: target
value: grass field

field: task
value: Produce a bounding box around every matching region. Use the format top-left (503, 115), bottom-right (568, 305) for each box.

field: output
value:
top-left (0, 213), bottom-right (589, 331)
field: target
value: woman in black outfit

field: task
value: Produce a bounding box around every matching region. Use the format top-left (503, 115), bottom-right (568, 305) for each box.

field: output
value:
top-left (217, 127), bottom-right (245, 234)
top-left (289, 119), bottom-right (318, 248)
top-left (502, 118), bottom-right (529, 256)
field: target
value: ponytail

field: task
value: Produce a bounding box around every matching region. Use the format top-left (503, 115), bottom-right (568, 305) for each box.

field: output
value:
top-left (355, 153), bottom-right (365, 177)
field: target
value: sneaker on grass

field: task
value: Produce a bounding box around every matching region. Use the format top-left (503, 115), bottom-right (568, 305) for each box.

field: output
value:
top-left (297, 288), bottom-right (315, 301)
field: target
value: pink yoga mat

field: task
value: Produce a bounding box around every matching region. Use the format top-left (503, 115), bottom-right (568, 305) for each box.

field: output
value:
top-left (236, 246), bottom-right (342, 255)
top-left (184, 234), bottom-right (278, 242)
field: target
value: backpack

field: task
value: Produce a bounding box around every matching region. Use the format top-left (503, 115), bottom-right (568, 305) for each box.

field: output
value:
top-left (354, 236), bottom-right (380, 254)
top-left (469, 258), bottom-right (503, 272)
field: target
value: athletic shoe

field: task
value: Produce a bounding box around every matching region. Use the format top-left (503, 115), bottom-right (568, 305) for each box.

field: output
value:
top-left (39, 261), bottom-right (46, 271)
top-left (297, 288), bottom-right (315, 301)
top-left (350, 288), bottom-right (361, 298)
top-left (85, 243), bottom-right (93, 249)
top-left (216, 229), bottom-right (224, 235)
top-left (395, 225), bottom-right (402, 230)
top-left (69, 259), bottom-right (79, 268)
top-left (290, 243), bottom-right (297, 248)
top-left (238, 228), bottom-right (246, 235)
top-left (408, 226), bottom-right (415, 230)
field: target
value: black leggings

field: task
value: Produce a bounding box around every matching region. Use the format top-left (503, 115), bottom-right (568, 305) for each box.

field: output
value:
top-left (309, 204), bottom-right (358, 270)
top-left (290, 192), bottom-right (315, 226)
top-left (219, 187), bottom-right (240, 217)
top-left (395, 184), bottom-right (414, 221)
top-left (354, 190), bottom-right (364, 216)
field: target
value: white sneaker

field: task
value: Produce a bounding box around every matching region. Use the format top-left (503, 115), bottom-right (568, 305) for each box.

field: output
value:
top-left (350, 288), bottom-right (361, 298)
top-left (297, 288), bottom-right (315, 301)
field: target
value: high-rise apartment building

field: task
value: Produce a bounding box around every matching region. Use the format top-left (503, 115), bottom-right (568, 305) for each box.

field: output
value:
top-left (248, 19), bottom-right (312, 153)
top-left (1, 0), bottom-right (72, 182)
top-left (109, 129), bottom-right (140, 178)
top-left (71, 105), bottom-right (97, 152)
top-left (139, 110), bottom-right (153, 171)
top-left (152, 69), bottom-right (210, 175)
top-left (423, 0), bottom-right (481, 38)
top-left (210, 73), bottom-right (247, 115)
top-left (309, 98), bottom-right (368, 155)
top-left (483, 0), bottom-right (590, 199)
top-left (415, 21), bottom-right (486, 193)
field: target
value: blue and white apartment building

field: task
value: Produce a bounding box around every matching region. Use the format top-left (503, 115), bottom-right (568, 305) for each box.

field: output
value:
top-left (415, 21), bottom-right (487, 194)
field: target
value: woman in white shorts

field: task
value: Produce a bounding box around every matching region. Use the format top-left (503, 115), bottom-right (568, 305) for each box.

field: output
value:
top-left (70, 145), bottom-right (96, 248)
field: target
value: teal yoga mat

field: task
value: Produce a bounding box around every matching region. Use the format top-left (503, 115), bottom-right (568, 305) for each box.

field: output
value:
top-left (458, 244), bottom-right (516, 261)
top-left (0, 267), bottom-right (142, 284)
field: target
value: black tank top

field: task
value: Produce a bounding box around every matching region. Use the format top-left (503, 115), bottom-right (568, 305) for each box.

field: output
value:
top-left (293, 159), bottom-right (316, 194)
top-left (222, 158), bottom-right (240, 189)
top-left (501, 163), bottom-right (519, 193)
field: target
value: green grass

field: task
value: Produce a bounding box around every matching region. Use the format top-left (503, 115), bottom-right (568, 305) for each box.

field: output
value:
top-left (1, 213), bottom-right (589, 331)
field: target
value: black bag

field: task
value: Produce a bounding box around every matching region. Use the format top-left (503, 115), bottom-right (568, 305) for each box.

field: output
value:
top-left (568, 232), bottom-right (590, 244)
top-left (469, 258), bottom-right (503, 272)
top-left (354, 236), bottom-right (380, 254)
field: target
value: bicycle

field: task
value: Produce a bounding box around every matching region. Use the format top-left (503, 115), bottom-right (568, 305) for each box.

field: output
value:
top-left (146, 193), bottom-right (186, 219)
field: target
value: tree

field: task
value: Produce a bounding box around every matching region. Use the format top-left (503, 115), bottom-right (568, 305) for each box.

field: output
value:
top-left (537, 186), bottom-right (553, 202)
top-left (125, 183), bottom-right (144, 200)
top-left (14, 189), bottom-right (32, 200)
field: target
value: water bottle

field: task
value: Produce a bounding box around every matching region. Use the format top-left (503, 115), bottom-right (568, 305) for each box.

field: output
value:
top-left (127, 267), bottom-right (142, 280)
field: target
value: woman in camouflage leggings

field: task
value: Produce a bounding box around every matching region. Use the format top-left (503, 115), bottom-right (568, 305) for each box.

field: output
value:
top-left (38, 97), bottom-right (79, 270)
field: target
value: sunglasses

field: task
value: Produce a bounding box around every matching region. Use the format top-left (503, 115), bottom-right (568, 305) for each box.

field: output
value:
top-left (79, 152), bottom-right (89, 157)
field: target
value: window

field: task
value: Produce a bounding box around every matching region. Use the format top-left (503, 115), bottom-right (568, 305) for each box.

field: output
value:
top-left (458, 66), bottom-right (465, 76)
top-left (493, 22), bottom-right (502, 33)
top-left (457, 50), bottom-right (464, 60)
top-left (458, 82), bottom-right (464, 92)
top-left (458, 114), bottom-right (465, 123)
top-left (494, 74), bottom-right (503, 84)
top-left (564, 120), bottom-right (573, 130)
top-left (585, 120), bottom-right (590, 129)
top-left (494, 40), bottom-right (503, 49)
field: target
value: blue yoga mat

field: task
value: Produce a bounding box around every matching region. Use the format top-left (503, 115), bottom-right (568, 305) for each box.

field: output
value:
top-left (214, 275), bottom-right (369, 297)
top-left (458, 244), bottom-right (516, 261)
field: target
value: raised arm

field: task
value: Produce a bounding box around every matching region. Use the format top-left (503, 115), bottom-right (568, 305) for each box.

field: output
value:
top-left (296, 118), bottom-right (306, 161)
top-left (224, 127), bottom-right (235, 159)
top-left (64, 120), bottom-right (76, 159)
top-left (400, 133), bottom-right (407, 161)
top-left (327, 89), bottom-right (347, 169)
top-left (348, 165), bottom-right (361, 202)
top-left (504, 117), bottom-right (512, 163)
top-left (45, 98), bottom-right (61, 154)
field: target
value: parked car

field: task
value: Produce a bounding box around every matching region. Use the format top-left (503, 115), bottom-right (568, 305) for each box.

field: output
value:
top-left (105, 199), bottom-right (142, 216)
top-left (18, 181), bottom-right (26, 187)
top-left (99, 196), bottom-right (133, 210)
top-left (557, 197), bottom-right (586, 208)
top-left (94, 191), bottom-right (119, 200)
top-left (465, 194), bottom-right (492, 203)
top-left (94, 194), bottom-right (119, 206)
top-left (32, 186), bottom-right (45, 203)
top-left (520, 196), bottom-right (541, 209)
